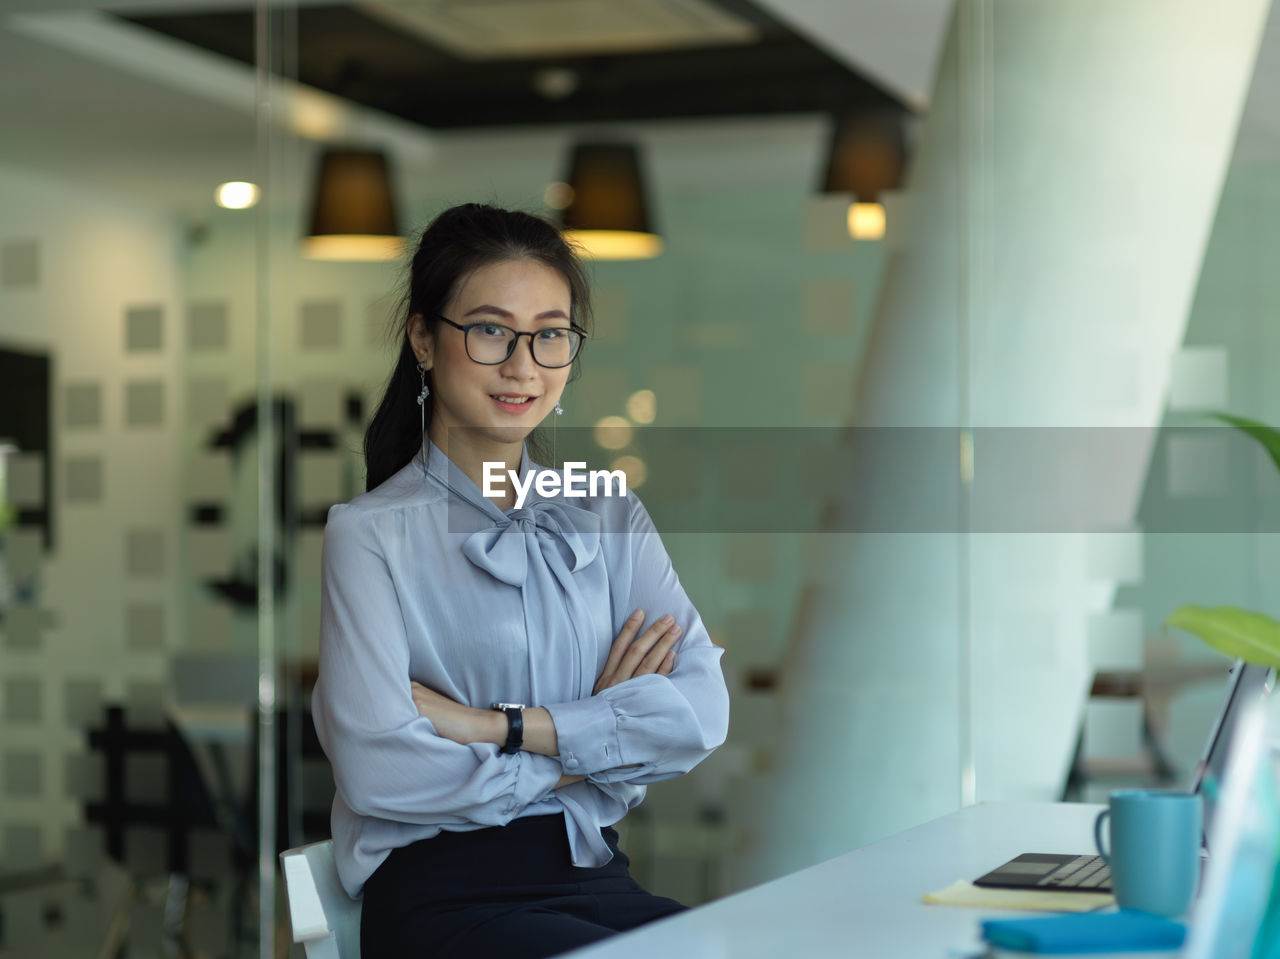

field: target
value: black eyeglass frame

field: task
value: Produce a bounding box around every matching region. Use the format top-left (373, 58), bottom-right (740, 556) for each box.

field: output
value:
top-left (435, 314), bottom-right (587, 369)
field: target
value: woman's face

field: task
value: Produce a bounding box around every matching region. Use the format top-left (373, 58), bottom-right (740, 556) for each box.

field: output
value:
top-left (410, 258), bottom-right (574, 451)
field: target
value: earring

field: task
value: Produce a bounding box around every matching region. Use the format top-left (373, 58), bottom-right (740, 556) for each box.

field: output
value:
top-left (417, 363), bottom-right (429, 470)
top-left (416, 363), bottom-right (430, 406)
top-left (551, 399), bottom-right (564, 469)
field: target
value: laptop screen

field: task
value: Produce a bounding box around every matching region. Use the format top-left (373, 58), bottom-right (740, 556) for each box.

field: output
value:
top-left (1189, 660), bottom-right (1274, 847)
top-left (1181, 696), bottom-right (1278, 959)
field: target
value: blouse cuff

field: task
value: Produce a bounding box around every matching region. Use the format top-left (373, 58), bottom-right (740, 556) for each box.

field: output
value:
top-left (508, 751), bottom-right (565, 815)
top-left (542, 695), bottom-right (622, 776)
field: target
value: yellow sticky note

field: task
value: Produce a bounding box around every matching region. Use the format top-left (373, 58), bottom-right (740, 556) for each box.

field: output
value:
top-left (923, 880), bottom-right (1114, 914)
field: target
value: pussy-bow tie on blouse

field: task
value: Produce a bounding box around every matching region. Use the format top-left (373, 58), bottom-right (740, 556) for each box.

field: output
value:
top-left (461, 498), bottom-right (623, 869)
top-left (462, 500), bottom-right (603, 587)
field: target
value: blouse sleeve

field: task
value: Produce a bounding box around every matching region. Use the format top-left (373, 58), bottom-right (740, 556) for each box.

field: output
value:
top-left (541, 492), bottom-right (730, 784)
top-left (312, 504), bottom-right (565, 826)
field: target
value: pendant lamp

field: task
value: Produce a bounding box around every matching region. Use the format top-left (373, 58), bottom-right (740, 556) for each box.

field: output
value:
top-left (821, 112), bottom-right (907, 241)
top-left (560, 142), bottom-right (663, 260)
top-left (303, 147), bottom-right (404, 261)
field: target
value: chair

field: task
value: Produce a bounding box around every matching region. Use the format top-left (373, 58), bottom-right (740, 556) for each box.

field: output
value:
top-left (85, 703), bottom-right (253, 957)
top-left (279, 840), bottom-right (361, 959)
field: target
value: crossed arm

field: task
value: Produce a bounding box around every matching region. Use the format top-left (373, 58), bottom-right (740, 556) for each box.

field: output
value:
top-left (315, 494), bottom-right (728, 826)
top-left (409, 609), bottom-right (684, 789)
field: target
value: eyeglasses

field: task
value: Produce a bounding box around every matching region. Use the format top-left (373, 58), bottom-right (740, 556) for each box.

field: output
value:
top-left (436, 315), bottom-right (585, 369)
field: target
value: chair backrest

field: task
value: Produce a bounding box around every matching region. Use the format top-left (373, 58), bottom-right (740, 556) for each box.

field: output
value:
top-left (279, 839), bottom-right (362, 959)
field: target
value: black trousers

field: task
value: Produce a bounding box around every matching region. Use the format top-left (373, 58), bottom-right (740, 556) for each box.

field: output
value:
top-left (360, 815), bottom-right (687, 959)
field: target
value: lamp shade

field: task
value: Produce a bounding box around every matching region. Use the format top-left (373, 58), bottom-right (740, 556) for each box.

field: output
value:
top-left (821, 112), bottom-right (907, 241)
top-left (303, 147), bottom-right (403, 261)
top-left (561, 142), bottom-right (662, 260)
top-left (821, 112), bottom-right (907, 201)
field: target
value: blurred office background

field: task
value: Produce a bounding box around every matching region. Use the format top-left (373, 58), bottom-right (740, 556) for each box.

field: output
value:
top-left (0, 0), bottom-right (1277, 955)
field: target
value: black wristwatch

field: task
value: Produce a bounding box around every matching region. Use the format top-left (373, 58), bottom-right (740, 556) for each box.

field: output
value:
top-left (491, 702), bottom-right (525, 754)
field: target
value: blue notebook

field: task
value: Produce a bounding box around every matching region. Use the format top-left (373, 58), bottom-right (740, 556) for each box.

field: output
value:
top-left (981, 911), bottom-right (1186, 953)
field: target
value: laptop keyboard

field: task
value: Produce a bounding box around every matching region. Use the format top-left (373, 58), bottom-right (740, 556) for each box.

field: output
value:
top-left (1036, 855), bottom-right (1111, 890)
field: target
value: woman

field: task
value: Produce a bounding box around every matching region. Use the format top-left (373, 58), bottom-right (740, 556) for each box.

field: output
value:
top-left (312, 203), bottom-right (730, 959)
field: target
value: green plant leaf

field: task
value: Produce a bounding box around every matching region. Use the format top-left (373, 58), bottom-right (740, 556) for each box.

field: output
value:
top-left (1210, 412), bottom-right (1280, 474)
top-left (1166, 605), bottom-right (1280, 670)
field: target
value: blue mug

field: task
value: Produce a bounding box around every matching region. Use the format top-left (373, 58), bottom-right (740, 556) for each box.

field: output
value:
top-left (1094, 789), bottom-right (1202, 917)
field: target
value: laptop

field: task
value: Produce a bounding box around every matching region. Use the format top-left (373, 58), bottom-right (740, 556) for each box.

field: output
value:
top-left (972, 660), bottom-right (1274, 894)
top-left (1188, 661), bottom-right (1274, 850)
top-left (1181, 694), bottom-right (1277, 958)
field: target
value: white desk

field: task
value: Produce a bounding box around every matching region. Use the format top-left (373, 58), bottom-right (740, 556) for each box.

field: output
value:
top-left (566, 802), bottom-right (1181, 959)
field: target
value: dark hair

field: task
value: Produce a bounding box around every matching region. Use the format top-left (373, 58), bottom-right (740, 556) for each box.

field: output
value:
top-left (364, 203), bottom-right (593, 491)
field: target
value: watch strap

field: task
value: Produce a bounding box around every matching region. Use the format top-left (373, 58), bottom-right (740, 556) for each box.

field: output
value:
top-left (491, 703), bottom-right (524, 754)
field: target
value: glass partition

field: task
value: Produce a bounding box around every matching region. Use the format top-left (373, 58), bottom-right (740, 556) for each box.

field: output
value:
top-left (961, 0), bottom-right (1279, 809)
top-left (0, 2), bottom-right (274, 955)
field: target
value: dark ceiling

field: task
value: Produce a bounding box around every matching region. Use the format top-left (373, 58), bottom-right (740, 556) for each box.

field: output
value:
top-left (117, 1), bottom-right (911, 130)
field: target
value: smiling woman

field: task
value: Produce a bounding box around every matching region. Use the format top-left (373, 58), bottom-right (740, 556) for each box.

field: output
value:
top-left (310, 203), bottom-right (730, 959)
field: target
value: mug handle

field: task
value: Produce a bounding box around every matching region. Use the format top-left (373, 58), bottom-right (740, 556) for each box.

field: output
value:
top-left (1094, 808), bottom-right (1111, 865)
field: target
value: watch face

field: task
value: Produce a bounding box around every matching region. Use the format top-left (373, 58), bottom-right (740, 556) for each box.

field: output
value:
top-left (491, 702), bottom-right (525, 711)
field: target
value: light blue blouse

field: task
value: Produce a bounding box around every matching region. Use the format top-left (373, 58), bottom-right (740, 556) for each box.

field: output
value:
top-left (312, 441), bottom-right (730, 898)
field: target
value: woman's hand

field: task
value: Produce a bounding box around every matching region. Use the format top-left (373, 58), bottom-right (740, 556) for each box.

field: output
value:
top-left (410, 682), bottom-right (500, 746)
top-left (593, 609), bottom-right (680, 694)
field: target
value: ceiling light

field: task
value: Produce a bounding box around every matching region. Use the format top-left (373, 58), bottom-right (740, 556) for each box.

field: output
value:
top-left (822, 112), bottom-right (908, 241)
top-left (847, 202), bottom-right (886, 241)
top-left (534, 67), bottom-right (580, 100)
top-left (288, 87), bottom-right (345, 141)
top-left (215, 181), bottom-right (260, 210)
top-left (561, 143), bottom-right (662, 261)
top-left (303, 147), bottom-right (404, 261)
